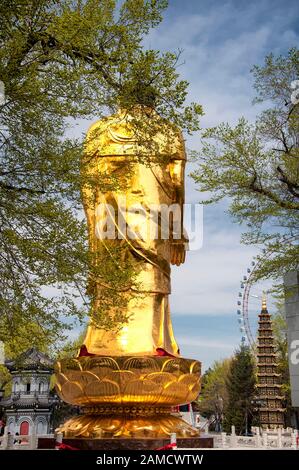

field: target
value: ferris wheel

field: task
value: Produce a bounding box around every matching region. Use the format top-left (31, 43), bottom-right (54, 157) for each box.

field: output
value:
top-left (236, 235), bottom-right (297, 348)
top-left (236, 257), bottom-right (271, 349)
top-left (237, 260), bottom-right (256, 348)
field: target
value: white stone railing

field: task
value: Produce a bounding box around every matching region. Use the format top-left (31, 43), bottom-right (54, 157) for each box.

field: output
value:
top-left (214, 426), bottom-right (299, 449)
top-left (1, 424), bottom-right (298, 450)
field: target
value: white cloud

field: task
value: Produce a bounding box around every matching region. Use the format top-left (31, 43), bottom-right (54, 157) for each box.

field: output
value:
top-left (146, 1), bottom-right (299, 128)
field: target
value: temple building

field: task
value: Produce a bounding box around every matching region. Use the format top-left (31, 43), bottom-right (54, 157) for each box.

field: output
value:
top-left (256, 296), bottom-right (285, 428)
top-left (0, 348), bottom-right (54, 435)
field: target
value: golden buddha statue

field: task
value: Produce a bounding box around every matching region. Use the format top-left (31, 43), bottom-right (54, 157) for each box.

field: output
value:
top-left (80, 107), bottom-right (188, 357)
top-left (54, 107), bottom-right (202, 442)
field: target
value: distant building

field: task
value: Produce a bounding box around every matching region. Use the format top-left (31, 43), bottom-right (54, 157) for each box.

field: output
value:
top-left (284, 270), bottom-right (299, 409)
top-left (256, 297), bottom-right (285, 428)
top-left (0, 348), bottom-right (53, 435)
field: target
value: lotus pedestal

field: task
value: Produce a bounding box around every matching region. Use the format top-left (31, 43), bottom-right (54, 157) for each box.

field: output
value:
top-left (54, 356), bottom-right (212, 448)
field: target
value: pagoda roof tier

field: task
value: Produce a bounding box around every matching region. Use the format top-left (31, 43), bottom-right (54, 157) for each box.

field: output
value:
top-left (5, 404), bottom-right (50, 410)
top-left (258, 395), bottom-right (285, 400)
top-left (257, 363), bottom-right (278, 366)
top-left (257, 362), bottom-right (278, 366)
top-left (256, 383), bottom-right (282, 388)
top-left (256, 394), bottom-right (284, 398)
top-left (258, 401), bottom-right (285, 406)
top-left (259, 408), bottom-right (286, 412)
top-left (257, 340), bottom-right (274, 343)
top-left (256, 351), bottom-right (277, 356)
top-left (259, 329), bottom-right (274, 339)
top-left (257, 341), bottom-right (275, 343)
top-left (257, 353), bottom-right (276, 356)
top-left (257, 362), bottom-right (278, 369)
top-left (0, 396), bottom-right (51, 408)
top-left (256, 353), bottom-right (277, 356)
top-left (5, 348), bottom-right (53, 372)
top-left (256, 373), bottom-right (281, 377)
top-left (257, 337), bottom-right (274, 340)
top-left (257, 346), bottom-right (275, 349)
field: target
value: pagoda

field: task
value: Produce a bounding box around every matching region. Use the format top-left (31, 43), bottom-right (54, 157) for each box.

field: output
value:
top-left (0, 348), bottom-right (54, 435)
top-left (256, 295), bottom-right (285, 428)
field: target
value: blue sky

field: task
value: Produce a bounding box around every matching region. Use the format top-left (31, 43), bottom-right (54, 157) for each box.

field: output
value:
top-left (70, 0), bottom-right (299, 370)
top-left (146, 0), bottom-right (299, 369)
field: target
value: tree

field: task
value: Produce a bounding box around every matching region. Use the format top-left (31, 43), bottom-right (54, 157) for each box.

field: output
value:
top-left (54, 328), bottom-right (87, 359)
top-left (191, 48), bottom-right (299, 285)
top-left (223, 346), bottom-right (256, 435)
top-left (198, 359), bottom-right (231, 432)
top-left (0, 0), bottom-right (202, 353)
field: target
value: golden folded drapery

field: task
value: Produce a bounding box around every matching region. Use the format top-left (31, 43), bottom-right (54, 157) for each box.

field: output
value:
top-left (81, 108), bottom-right (187, 356)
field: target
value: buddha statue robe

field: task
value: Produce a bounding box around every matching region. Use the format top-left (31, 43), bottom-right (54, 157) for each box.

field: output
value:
top-left (80, 107), bottom-right (187, 356)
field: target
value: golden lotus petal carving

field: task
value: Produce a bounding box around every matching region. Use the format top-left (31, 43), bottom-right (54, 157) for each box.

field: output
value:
top-left (56, 358), bottom-right (82, 374)
top-left (161, 358), bottom-right (190, 374)
top-left (123, 356), bottom-right (160, 373)
top-left (103, 370), bottom-right (136, 386)
top-left (84, 379), bottom-right (120, 402)
top-left (123, 379), bottom-right (163, 404)
top-left (55, 372), bottom-right (69, 387)
top-left (83, 356), bottom-right (120, 371)
top-left (145, 371), bottom-right (175, 386)
top-left (55, 356), bottom-right (201, 439)
top-left (79, 371), bottom-right (101, 386)
top-left (60, 381), bottom-right (87, 405)
top-left (55, 356), bottom-right (201, 407)
top-left (178, 374), bottom-right (200, 389)
top-left (190, 360), bottom-right (201, 374)
top-left (57, 414), bottom-right (200, 439)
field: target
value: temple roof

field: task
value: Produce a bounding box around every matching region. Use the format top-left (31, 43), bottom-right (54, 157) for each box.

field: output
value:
top-left (0, 394), bottom-right (51, 409)
top-left (5, 348), bottom-right (53, 372)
